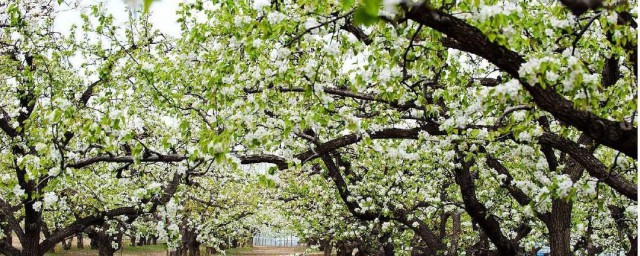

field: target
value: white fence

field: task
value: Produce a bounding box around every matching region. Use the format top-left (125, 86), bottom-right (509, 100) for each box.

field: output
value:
top-left (253, 233), bottom-right (300, 247)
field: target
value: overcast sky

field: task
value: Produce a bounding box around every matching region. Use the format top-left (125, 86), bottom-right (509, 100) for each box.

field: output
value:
top-left (54, 0), bottom-right (182, 37)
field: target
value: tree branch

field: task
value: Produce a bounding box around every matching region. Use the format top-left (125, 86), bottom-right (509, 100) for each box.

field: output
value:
top-left (239, 127), bottom-right (429, 170)
top-left (453, 148), bottom-right (520, 255)
top-left (405, 4), bottom-right (637, 159)
top-left (67, 154), bottom-right (188, 169)
top-left (0, 107), bottom-right (17, 137)
top-left (538, 132), bottom-right (637, 200)
top-left (0, 198), bottom-right (25, 244)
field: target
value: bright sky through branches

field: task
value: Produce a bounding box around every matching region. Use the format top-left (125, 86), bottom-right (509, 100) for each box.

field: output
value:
top-left (54, 0), bottom-right (181, 36)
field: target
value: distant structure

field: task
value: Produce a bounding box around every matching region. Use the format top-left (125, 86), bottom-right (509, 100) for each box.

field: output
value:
top-left (253, 233), bottom-right (300, 247)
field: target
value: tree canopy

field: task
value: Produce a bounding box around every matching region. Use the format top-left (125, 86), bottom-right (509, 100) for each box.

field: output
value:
top-left (0, 0), bottom-right (636, 255)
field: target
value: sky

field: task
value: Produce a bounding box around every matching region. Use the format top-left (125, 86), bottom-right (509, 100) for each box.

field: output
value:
top-left (54, 0), bottom-right (182, 37)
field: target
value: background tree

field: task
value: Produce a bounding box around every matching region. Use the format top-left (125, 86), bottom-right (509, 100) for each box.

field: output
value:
top-left (170, 0), bottom-right (637, 255)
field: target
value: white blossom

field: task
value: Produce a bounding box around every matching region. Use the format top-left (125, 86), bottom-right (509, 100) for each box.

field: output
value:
top-left (32, 201), bottom-right (42, 211)
top-left (43, 192), bottom-right (58, 206)
top-left (252, 0), bottom-right (270, 10)
top-left (266, 11), bottom-right (286, 24)
top-left (12, 185), bottom-right (24, 198)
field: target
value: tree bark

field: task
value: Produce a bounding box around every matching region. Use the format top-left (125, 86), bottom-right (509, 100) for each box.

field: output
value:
top-left (380, 234), bottom-right (394, 256)
top-left (453, 155), bottom-right (519, 255)
top-left (77, 233), bottom-right (84, 249)
top-left (627, 236), bottom-right (637, 256)
top-left (3, 226), bottom-right (11, 248)
top-left (322, 240), bottom-right (332, 256)
top-left (62, 237), bottom-right (73, 250)
top-left (87, 226), bottom-right (123, 256)
top-left (549, 200), bottom-right (573, 256)
top-left (21, 199), bottom-right (43, 256)
top-left (336, 241), bottom-right (353, 256)
top-left (130, 235), bottom-right (136, 246)
top-left (448, 212), bottom-right (461, 255)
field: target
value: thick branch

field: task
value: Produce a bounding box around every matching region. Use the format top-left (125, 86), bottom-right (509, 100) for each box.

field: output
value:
top-left (0, 239), bottom-right (20, 256)
top-left (483, 151), bottom-right (552, 224)
top-left (238, 154), bottom-right (288, 170)
top-left (453, 150), bottom-right (519, 255)
top-left (79, 79), bottom-right (101, 106)
top-left (39, 206), bottom-right (141, 252)
top-left (240, 127), bottom-right (427, 169)
top-left (40, 173), bottom-right (183, 252)
top-left (0, 198), bottom-right (25, 244)
top-left (538, 132), bottom-right (637, 200)
top-left (0, 107), bottom-right (17, 137)
top-left (405, 5), bottom-right (637, 159)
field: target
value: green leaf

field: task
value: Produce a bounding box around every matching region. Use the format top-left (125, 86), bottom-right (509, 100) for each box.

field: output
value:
top-left (268, 166), bottom-right (278, 175)
top-left (363, 0), bottom-right (382, 16)
top-left (354, 7), bottom-right (378, 26)
top-left (342, 0), bottom-right (355, 10)
top-left (143, 0), bottom-right (160, 13)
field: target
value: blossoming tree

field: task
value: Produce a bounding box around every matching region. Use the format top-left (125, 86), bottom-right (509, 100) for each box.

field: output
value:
top-left (0, 1), bottom-right (203, 255)
top-left (170, 0), bottom-right (637, 255)
top-left (0, 0), bottom-right (636, 255)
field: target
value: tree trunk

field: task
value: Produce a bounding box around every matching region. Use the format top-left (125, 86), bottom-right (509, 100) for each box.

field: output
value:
top-left (321, 240), bottom-right (332, 256)
top-left (448, 212), bottom-right (461, 255)
top-left (549, 199), bottom-right (572, 256)
top-left (77, 233), bottom-right (84, 249)
top-left (130, 235), bottom-right (136, 246)
top-left (21, 200), bottom-right (43, 256)
top-left (628, 236), bottom-right (637, 256)
top-left (336, 242), bottom-right (353, 256)
top-left (187, 239), bottom-right (200, 256)
top-left (3, 227), bottom-right (12, 247)
top-left (94, 233), bottom-right (116, 256)
top-left (63, 237), bottom-right (73, 250)
top-left (88, 227), bottom-right (124, 256)
top-left (90, 236), bottom-right (99, 250)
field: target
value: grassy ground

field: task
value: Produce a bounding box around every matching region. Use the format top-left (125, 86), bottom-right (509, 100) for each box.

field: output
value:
top-left (45, 244), bottom-right (168, 256)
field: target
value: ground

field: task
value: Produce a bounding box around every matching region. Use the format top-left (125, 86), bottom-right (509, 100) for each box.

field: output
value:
top-left (41, 244), bottom-right (325, 256)
top-left (9, 235), bottom-right (324, 256)
top-left (223, 246), bottom-right (325, 255)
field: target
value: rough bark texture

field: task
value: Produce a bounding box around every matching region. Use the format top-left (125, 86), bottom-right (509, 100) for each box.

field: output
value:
top-left (448, 212), bottom-right (461, 255)
top-left (549, 200), bottom-right (573, 256)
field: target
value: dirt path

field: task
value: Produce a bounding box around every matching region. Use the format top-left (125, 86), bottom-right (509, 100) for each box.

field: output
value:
top-left (228, 246), bottom-right (325, 255)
